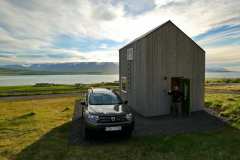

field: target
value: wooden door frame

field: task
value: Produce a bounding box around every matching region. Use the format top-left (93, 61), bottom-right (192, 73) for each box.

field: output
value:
top-left (170, 77), bottom-right (191, 116)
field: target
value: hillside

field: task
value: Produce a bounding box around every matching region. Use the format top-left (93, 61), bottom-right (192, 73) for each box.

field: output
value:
top-left (206, 67), bottom-right (231, 72)
top-left (0, 68), bottom-right (68, 75)
top-left (0, 62), bottom-right (119, 75)
top-left (1, 63), bottom-right (234, 76)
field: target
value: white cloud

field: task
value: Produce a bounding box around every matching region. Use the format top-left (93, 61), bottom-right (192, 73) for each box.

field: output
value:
top-left (0, 0), bottom-right (239, 65)
top-left (197, 26), bottom-right (240, 47)
top-left (206, 45), bottom-right (240, 65)
top-left (0, 47), bottom-right (119, 64)
top-left (96, 0), bottom-right (240, 43)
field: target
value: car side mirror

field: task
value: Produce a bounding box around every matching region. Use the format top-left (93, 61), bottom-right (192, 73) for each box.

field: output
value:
top-left (124, 100), bottom-right (128, 104)
top-left (80, 101), bottom-right (86, 106)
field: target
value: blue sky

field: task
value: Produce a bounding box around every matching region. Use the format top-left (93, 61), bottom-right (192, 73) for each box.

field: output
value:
top-left (53, 34), bottom-right (125, 52)
top-left (0, 0), bottom-right (239, 70)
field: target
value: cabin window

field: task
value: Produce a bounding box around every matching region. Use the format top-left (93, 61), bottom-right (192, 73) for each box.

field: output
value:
top-left (121, 76), bottom-right (127, 92)
top-left (127, 48), bottom-right (133, 61)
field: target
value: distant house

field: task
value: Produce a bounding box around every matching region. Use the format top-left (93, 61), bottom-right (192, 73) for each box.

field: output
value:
top-left (119, 20), bottom-right (205, 117)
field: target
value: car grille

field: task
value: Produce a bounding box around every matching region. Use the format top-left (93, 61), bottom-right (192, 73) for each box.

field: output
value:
top-left (98, 115), bottom-right (127, 123)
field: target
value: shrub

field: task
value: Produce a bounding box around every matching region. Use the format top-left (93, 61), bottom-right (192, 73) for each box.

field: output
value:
top-left (206, 78), bottom-right (240, 84)
top-left (75, 83), bottom-right (83, 89)
top-left (34, 83), bottom-right (54, 87)
top-left (227, 98), bottom-right (236, 101)
top-left (205, 101), bottom-right (213, 107)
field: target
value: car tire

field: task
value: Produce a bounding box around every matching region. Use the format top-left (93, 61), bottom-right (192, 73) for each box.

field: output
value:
top-left (84, 127), bottom-right (91, 139)
top-left (124, 129), bottom-right (133, 137)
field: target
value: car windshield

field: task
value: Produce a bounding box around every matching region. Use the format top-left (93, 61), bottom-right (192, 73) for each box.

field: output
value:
top-left (89, 92), bottom-right (122, 105)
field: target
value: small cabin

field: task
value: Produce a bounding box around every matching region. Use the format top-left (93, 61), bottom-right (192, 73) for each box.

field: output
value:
top-left (119, 20), bottom-right (205, 117)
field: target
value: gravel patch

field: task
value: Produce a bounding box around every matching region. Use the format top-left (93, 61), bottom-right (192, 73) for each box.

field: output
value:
top-left (69, 102), bottom-right (227, 144)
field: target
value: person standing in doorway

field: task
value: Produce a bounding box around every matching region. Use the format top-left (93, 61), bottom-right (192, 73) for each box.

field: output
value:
top-left (168, 86), bottom-right (183, 117)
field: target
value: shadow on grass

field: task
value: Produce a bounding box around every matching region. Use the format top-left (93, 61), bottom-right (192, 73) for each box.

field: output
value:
top-left (15, 110), bottom-right (239, 160)
top-left (14, 112), bottom-right (36, 120)
top-left (15, 120), bottom-right (131, 160)
top-left (15, 122), bottom-right (68, 160)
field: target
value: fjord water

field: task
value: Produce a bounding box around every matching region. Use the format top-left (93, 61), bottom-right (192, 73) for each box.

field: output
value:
top-left (0, 74), bottom-right (118, 86)
top-left (0, 72), bottom-right (240, 86)
top-left (205, 72), bottom-right (240, 78)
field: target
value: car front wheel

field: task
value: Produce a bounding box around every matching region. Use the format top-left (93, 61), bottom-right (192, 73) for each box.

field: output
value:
top-left (84, 127), bottom-right (92, 139)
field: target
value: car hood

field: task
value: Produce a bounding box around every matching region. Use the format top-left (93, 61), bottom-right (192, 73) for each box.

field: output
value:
top-left (88, 104), bottom-right (130, 115)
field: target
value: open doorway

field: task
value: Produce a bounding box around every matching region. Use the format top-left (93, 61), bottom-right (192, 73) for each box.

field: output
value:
top-left (171, 77), bottom-right (191, 116)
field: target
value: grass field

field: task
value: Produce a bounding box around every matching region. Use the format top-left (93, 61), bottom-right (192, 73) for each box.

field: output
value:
top-left (1, 78), bottom-right (240, 97)
top-left (0, 96), bottom-right (78, 160)
top-left (0, 94), bottom-right (240, 160)
top-left (205, 78), bottom-right (240, 92)
top-left (0, 82), bottom-right (119, 97)
top-left (205, 94), bottom-right (240, 129)
top-left (205, 84), bottom-right (240, 92)
top-left (0, 78), bottom-right (240, 97)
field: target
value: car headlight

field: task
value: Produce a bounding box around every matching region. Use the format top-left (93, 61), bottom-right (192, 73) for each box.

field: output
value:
top-left (87, 113), bottom-right (99, 122)
top-left (126, 113), bottom-right (133, 121)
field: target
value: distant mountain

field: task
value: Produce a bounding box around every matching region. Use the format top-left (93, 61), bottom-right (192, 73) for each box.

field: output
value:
top-left (206, 67), bottom-right (232, 72)
top-left (1, 62), bottom-right (119, 75)
top-left (1, 63), bottom-right (234, 76)
top-left (0, 67), bottom-right (61, 75)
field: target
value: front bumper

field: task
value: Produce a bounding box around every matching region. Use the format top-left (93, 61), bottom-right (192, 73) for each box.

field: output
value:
top-left (85, 120), bottom-right (134, 132)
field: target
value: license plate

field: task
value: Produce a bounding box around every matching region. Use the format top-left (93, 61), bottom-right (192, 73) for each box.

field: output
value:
top-left (105, 126), bottom-right (122, 131)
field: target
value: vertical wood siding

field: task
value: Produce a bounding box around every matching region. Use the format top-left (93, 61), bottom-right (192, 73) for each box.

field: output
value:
top-left (120, 22), bottom-right (205, 117)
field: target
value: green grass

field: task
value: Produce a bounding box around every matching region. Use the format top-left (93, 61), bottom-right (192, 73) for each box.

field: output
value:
top-left (205, 84), bottom-right (240, 92)
top-left (0, 82), bottom-right (119, 97)
top-left (0, 96), bottom-right (78, 160)
top-left (0, 94), bottom-right (240, 160)
top-left (16, 128), bottom-right (240, 160)
top-left (205, 94), bottom-right (240, 129)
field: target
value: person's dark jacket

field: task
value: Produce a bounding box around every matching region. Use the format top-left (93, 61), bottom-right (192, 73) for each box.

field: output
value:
top-left (168, 90), bottom-right (183, 103)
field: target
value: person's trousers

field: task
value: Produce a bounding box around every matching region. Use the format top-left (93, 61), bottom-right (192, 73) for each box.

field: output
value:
top-left (172, 102), bottom-right (182, 116)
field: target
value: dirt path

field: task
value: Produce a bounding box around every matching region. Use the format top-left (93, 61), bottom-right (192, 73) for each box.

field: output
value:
top-left (205, 83), bottom-right (240, 94)
top-left (206, 83), bottom-right (240, 86)
top-left (206, 89), bottom-right (240, 95)
top-left (0, 92), bottom-right (85, 101)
